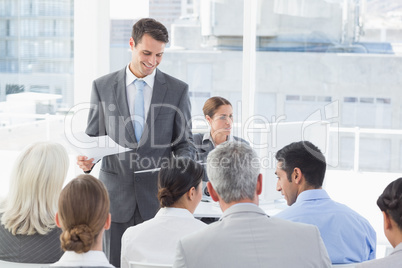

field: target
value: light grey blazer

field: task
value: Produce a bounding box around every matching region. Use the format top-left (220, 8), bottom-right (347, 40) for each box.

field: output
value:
top-left (173, 203), bottom-right (331, 268)
top-left (86, 67), bottom-right (195, 223)
top-left (357, 243), bottom-right (402, 268)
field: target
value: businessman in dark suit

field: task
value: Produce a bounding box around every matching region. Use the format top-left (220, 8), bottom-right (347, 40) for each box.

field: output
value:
top-left (77, 18), bottom-right (195, 267)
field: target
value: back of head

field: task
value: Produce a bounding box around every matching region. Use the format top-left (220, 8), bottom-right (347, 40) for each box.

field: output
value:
top-left (132, 18), bottom-right (169, 46)
top-left (377, 178), bottom-right (402, 230)
top-left (207, 142), bottom-right (259, 203)
top-left (202, 96), bottom-right (232, 118)
top-left (275, 141), bottom-right (326, 187)
top-left (0, 142), bottom-right (69, 235)
top-left (157, 158), bottom-right (204, 207)
top-left (58, 175), bottom-right (110, 253)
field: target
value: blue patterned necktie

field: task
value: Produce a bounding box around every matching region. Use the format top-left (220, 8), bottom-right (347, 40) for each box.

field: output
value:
top-left (134, 79), bottom-right (146, 142)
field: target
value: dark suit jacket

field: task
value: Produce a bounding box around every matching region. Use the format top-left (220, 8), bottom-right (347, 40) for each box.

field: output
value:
top-left (0, 218), bottom-right (63, 263)
top-left (86, 67), bottom-right (195, 223)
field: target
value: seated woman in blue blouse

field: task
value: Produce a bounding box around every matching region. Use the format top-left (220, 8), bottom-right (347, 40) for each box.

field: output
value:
top-left (193, 96), bottom-right (248, 198)
top-left (193, 96), bottom-right (247, 163)
top-left (358, 178), bottom-right (402, 268)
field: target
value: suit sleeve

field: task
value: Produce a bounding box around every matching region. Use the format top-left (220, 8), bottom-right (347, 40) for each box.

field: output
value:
top-left (86, 80), bottom-right (107, 137)
top-left (172, 240), bottom-right (187, 268)
top-left (171, 84), bottom-right (196, 159)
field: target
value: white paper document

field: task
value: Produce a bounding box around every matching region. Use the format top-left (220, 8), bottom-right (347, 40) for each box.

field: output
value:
top-left (65, 132), bottom-right (132, 163)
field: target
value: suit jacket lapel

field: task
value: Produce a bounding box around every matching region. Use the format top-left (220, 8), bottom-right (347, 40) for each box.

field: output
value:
top-left (113, 68), bottom-right (137, 145)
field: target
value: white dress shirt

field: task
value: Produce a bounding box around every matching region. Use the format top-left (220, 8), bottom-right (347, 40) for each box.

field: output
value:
top-left (50, 250), bottom-right (114, 267)
top-left (125, 64), bottom-right (155, 123)
top-left (121, 207), bottom-right (207, 268)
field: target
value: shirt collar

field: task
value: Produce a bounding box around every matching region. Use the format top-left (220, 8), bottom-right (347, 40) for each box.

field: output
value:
top-left (202, 131), bottom-right (234, 147)
top-left (392, 242), bottom-right (402, 255)
top-left (55, 250), bottom-right (114, 267)
top-left (295, 189), bottom-right (330, 203)
top-left (125, 64), bottom-right (156, 89)
top-left (155, 207), bottom-right (195, 219)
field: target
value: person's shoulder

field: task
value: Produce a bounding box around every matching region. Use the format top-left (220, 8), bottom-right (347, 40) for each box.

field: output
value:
top-left (356, 257), bottom-right (399, 268)
top-left (331, 200), bottom-right (374, 226)
top-left (192, 133), bottom-right (204, 144)
top-left (269, 217), bottom-right (324, 242)
top-left (156, 69), bottom-right (188, 88)
top-left (233, 136), bottom-right (249, 145)
top-left (94, 68), bottom-right (124, 84)
top-left (180, 219), bottom-right (219, 243)
top-left (122, 217), bottom-right (157, 237)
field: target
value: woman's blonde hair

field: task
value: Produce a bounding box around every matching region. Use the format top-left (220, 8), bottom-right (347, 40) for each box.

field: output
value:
top-left (58, 174), bottom-right (110, 253)
top-left (0, 142), bottom-right (69, 235)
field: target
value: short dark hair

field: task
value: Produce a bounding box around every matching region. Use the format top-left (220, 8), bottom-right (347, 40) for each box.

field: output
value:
top-left (377, 177), bottom-right (402, 230)
top-left (275, 141), bottom-right (326, 187)
top-left (157, 158), bottom-right (204, 207)
top-left (132, 18), bottom-right (169, 46)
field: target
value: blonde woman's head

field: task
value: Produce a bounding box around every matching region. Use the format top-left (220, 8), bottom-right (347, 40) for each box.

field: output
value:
top-left (1, 142), bottom-right (69, 235)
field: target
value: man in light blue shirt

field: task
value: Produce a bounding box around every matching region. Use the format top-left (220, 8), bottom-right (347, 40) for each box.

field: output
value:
top-left (274, 141), bottom-right (376, 264)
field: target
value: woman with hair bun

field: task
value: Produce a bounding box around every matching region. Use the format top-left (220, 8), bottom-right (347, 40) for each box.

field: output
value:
top-left (358, 177), bottom-right (402, 267)
top-left (121, 158), bottom-right (207, 267)
top-left (51, 174), bottom-right (113, 268)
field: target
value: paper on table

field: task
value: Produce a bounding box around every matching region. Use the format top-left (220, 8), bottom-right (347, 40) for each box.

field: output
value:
top-left (65, 132), bottom-right (132, 163)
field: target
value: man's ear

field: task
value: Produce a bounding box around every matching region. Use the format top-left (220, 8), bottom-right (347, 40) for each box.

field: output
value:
top-left (207, 181), bottom-right (219, 202)
top-left (55, 212), bottom-right (61, 228)
top-left (293, 167), bottom-right (302, 184)
top-left (256, 174), bottom-right (263, 196)
top-left (129, 37), bottom-right (135, 50)
top-left (104, 213), bottom-right (112, 230)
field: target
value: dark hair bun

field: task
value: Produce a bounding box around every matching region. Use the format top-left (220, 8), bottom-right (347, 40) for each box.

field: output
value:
top-left (377, 178), bottom-right (402, 229)
top-left (158, 188), bottom-right (174, 207)
top-left (61, 224), bottom-right (94, 253)
top-left (383, 197), bottom-right (400, 209)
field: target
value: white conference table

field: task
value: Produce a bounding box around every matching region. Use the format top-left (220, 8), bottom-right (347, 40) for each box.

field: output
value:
top-left (194, 199), bottom-right (287, 218)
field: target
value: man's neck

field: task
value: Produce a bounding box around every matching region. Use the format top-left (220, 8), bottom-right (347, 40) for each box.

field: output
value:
top-left (298, 185), bottom-right (321, 196)
top-left (219, 198), bottom-right (258, 212)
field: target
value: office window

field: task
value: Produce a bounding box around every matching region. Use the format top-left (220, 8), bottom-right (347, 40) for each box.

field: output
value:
top-left (359, 138), bottom-right (391, 172)
top-left (0, 0), bottom-right (401, 249)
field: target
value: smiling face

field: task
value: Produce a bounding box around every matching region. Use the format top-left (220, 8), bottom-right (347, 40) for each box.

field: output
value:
top-left (129, 33), bottom-right (165, 78)
top-left (275, 161), bottom-right (299, 206)
top-left (206, 104), bottom-right (233, 139)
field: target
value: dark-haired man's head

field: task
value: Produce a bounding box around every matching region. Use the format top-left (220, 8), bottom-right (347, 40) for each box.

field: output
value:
top-left (129, 18), bottom-right (169, 78)
top-left (275, 141), bottom-right (326, 206)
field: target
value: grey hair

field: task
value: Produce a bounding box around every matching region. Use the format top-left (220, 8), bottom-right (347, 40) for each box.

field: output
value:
top-left (206, 142), bottom-right (259, 203)
top-left (0, 142), bottom-right (69, 235)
